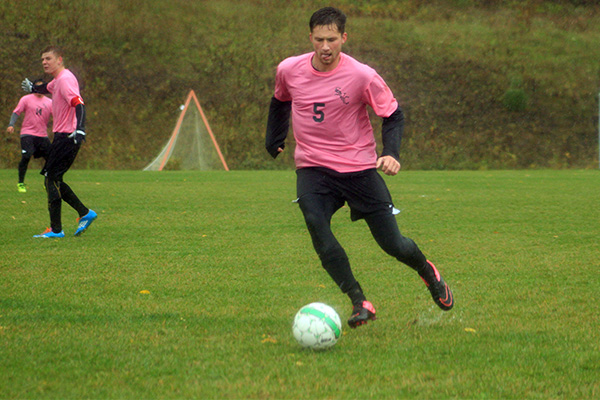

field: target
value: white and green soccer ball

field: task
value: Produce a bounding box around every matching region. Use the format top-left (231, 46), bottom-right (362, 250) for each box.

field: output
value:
top-left (292, 302), bottom-right (342, 350)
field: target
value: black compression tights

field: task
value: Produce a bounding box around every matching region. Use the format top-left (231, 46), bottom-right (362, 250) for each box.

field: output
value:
top-left (364, 213), bottom-right (427, 271)
top-left (300, 200), bottom-right (428, 295)
top-left (45, 177), bottom-right (88, 232)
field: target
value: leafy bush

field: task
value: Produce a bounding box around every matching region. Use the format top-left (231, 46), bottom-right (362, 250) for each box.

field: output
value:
top-left (502, 88), bottom-right (528, 112)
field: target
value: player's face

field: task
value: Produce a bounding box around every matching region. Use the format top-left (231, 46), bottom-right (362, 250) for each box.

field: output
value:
top-left (41, 51), bottom-right (63, 77)
top-left (310, 24), bottom-right (347, 72)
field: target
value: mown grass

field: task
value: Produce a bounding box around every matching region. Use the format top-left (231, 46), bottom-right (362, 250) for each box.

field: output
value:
top-left (0, 169), bottom-right (598, 399)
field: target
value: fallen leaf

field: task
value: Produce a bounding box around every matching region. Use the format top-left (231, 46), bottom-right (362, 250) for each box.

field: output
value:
top-left (261, 335), bottom-right (277, 344)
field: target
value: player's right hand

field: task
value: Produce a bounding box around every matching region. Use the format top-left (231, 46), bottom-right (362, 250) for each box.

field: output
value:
top-left (6, 126), bottom-right (14, 134)
top-left (21, 78), bottom-right (33, 93)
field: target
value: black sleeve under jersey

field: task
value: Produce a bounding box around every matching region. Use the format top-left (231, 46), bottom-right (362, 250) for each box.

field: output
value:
top-left (75, 103), bottom-right (86, 132)
top-left (380, 106), bottom-right (404, 161)
top-left (32, 82), bottom-right (50, 95)
top-left (265, 96), bottom-right (292, 159)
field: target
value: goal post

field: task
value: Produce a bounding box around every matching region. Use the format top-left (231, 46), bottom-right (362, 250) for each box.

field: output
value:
top-left (143, 90), bottom-right (229, 171)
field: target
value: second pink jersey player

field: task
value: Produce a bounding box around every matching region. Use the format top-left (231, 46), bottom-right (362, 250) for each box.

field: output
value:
top-left (47, 68), bottom-right (84, 133)
top-left (274, 52), bottom-right (398, 173)
top-left (12, 94), bottom-right (52, 137)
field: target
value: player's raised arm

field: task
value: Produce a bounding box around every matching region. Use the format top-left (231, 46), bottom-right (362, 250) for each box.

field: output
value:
top-left (21, 78), bottom-right (50, 94)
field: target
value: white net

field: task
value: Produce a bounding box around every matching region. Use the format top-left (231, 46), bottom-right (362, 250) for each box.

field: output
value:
top-left (144, 91), bottom-right (228, 171)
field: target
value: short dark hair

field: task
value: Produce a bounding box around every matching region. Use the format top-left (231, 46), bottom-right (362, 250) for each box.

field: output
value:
top-left (41, 45), bottom-right (63, 57)
top-left (309, 7), bottom-right (346, 34)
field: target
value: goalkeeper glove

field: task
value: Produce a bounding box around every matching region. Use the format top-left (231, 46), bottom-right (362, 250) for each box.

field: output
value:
top-left (21, 78), bottom-right (33, 93)
top-left (68, 130), bottom-right (86, 144)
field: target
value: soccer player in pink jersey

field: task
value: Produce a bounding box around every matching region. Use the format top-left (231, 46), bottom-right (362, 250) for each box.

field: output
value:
top-left (266, 7), bottom-right (454, 328)
top-left (21, 46), bottom-right (97, 238)
top-left (6, 90), bottom-right (52, 192)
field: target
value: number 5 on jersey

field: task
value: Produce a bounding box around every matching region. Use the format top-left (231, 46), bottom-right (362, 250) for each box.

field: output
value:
top-left (313, 103), bottom-right (325, 123)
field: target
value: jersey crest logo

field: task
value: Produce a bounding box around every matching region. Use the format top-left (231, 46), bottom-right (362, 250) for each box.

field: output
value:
top-left (36, 107), bottom-right (43, 116)
top-left (335, 87), bottom-right (349, 105)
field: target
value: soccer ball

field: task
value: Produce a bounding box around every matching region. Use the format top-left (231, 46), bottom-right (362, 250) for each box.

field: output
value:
top-left (292, 302), bottom-right (342, 350)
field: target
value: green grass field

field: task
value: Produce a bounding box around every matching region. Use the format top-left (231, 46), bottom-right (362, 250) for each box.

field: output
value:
top-left (1, 168), bottom-right (598, 399)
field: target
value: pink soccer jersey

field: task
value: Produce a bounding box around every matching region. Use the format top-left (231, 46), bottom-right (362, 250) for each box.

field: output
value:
top-left (47, 68), bottom-right (82, 133)
top-left (12, 94), bottom-right (52, 137)
top-left (274, 52), bottom-right (398, 173)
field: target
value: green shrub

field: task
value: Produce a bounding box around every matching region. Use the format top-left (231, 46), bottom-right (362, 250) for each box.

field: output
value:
top-left (502, 88), bottom-right (528, 112)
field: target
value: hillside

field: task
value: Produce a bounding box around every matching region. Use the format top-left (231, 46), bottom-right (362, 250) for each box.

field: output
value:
top-left (1, 0), bottom-right (599, 170)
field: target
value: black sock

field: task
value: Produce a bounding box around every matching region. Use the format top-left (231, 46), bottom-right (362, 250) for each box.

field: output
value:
top-left (18, 156), bottom-right (30, 183)
top-left (46, 178), bottom-right (62, 232)
top-left (417, 260), bottom-right (436, 282)
top-left (49, 198), bottom-right (62, 233)
top-left (60, 181), bottom-right (88, 217)
top-left (347, 281), bottom-right (366, 306)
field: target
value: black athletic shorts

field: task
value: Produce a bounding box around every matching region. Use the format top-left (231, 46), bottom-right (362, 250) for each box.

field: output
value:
top-left (296, 167), bottom-right (397, 221)
top-left (21, 135), bottom-right (51, 159)
top-left (42, 132), bottom-right (81, 181)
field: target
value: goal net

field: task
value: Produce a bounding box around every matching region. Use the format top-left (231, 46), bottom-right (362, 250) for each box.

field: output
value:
top-left (143, 90), bottom-right (229, 171)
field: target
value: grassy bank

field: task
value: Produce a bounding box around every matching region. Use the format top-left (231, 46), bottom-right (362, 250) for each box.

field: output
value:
top-left (1, 1), bottom-right (599, 169)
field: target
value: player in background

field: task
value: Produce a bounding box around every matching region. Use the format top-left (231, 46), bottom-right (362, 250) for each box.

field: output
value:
top-left (265, 7), bottom-right (454, 328)
top-left (6, 89), bottom-right (52, 192)
top-left (22, 45), bottom-right (97, 238)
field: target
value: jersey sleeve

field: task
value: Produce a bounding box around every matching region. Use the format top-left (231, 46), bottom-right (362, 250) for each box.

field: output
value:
top-left (12, 96), bottom-right (26, 115)
top-left (274, 62), bottom-right (292, 102)
top-left (64, 75), bottom-right (83, 107)
top-left (363, 73), bottom-right (398, 118)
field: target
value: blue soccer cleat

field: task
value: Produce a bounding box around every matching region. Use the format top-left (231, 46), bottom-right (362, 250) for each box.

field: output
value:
top-left (74, 209), bottom-right (97, 236)
top-left (33, 228), bottom-right (65, 238)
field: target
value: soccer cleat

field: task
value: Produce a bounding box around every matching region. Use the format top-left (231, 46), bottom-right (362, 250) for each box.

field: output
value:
top-left (347, 300), bottom-right (377, 328)
top-left (17, 183), bottom-right (27, 193)
top-left (420, 260), bottom-right (454, 311)
top-left (74, 209), bottom-right (97, 236)
top-left (33, 227), bottom-right (65, 238)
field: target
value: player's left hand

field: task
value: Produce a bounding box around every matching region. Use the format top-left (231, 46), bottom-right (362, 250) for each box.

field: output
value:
top-left (376, 155), bottom-right (401, 176)
top-left (68, 130), bottom-right (86, 144)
